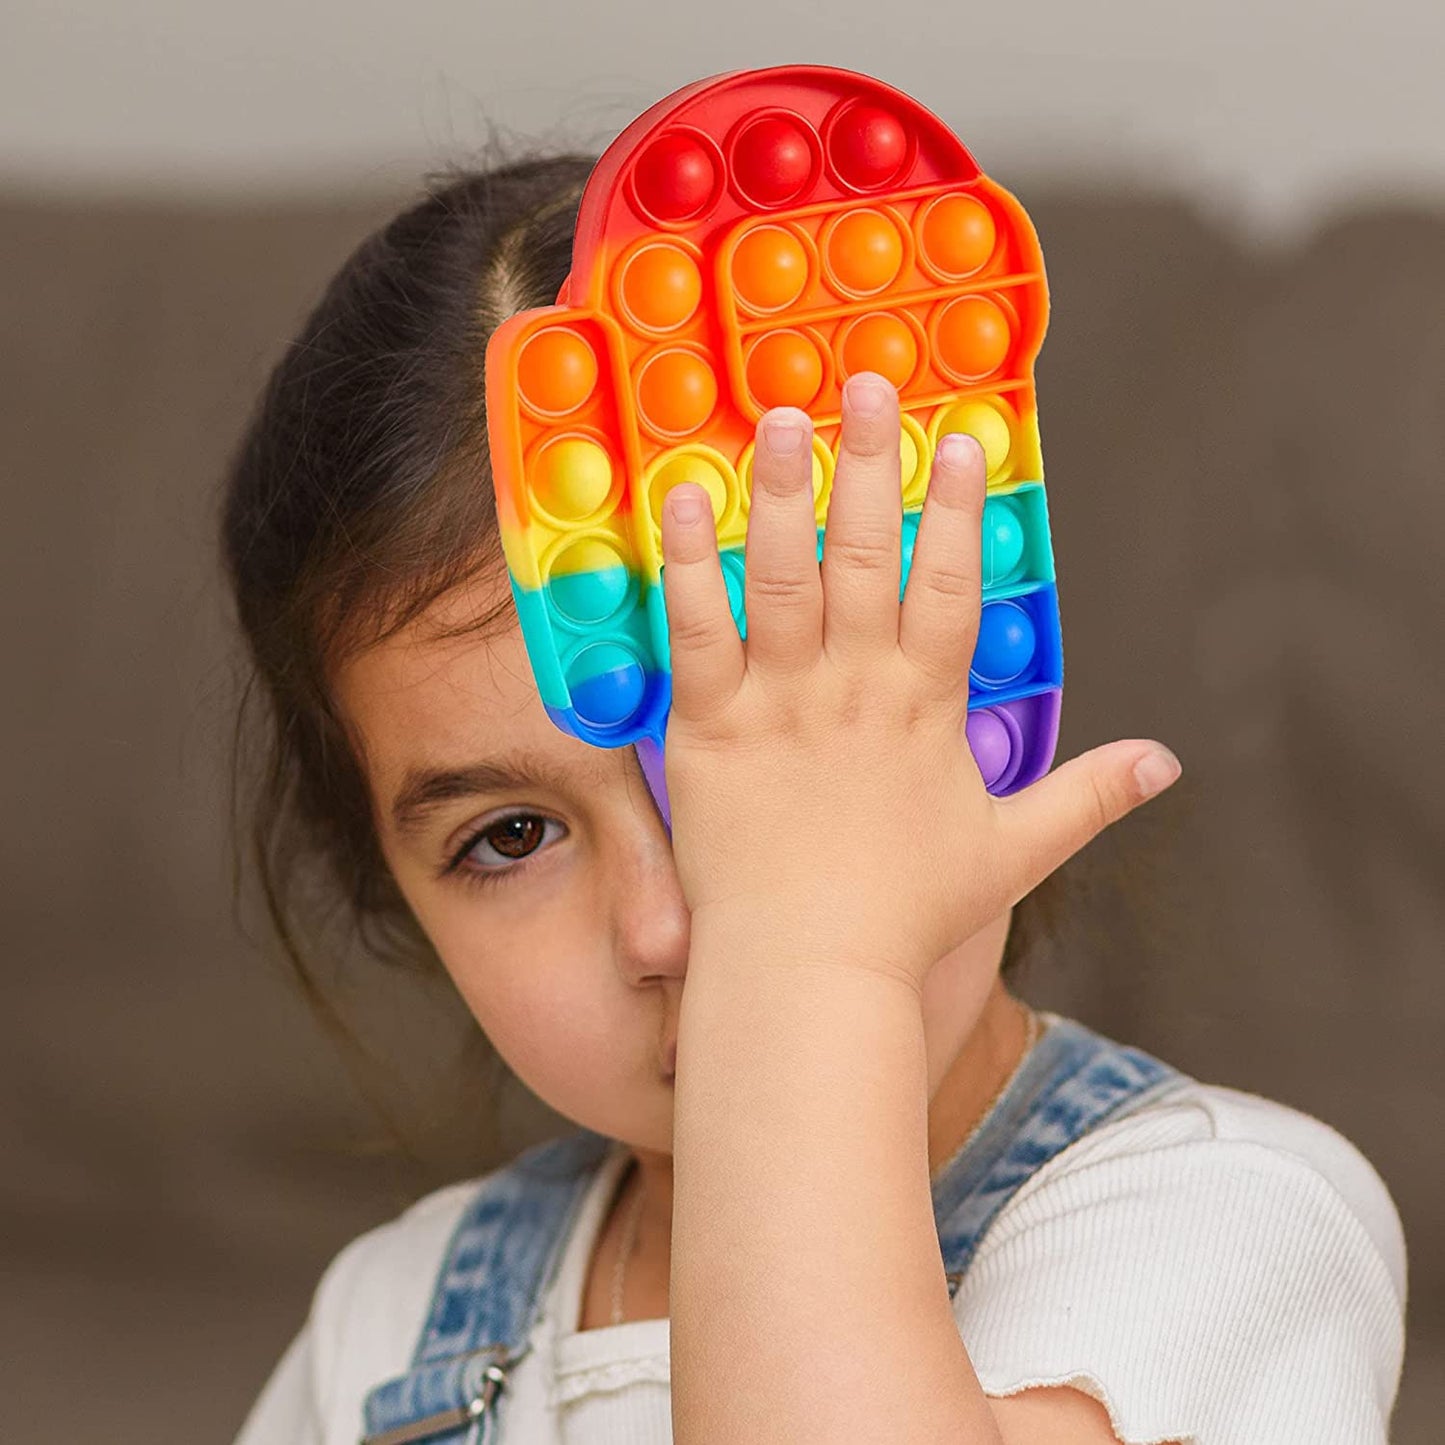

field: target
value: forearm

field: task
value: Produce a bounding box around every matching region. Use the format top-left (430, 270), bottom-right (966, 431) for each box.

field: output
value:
top-left (669, 914), bottom-right (1005, 1445)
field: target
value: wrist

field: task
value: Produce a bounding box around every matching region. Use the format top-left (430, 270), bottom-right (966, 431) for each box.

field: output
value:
top-left (685, 901), bottom-right (929, 1001)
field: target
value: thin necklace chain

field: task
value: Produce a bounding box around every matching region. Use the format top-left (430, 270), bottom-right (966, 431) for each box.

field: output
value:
top-left (610, 999), bottom-right (1043, 1326)
top-left (935, 999), bottom-right (1042, 1179)
top-left (610, 1162), bottom-right (646, 1326)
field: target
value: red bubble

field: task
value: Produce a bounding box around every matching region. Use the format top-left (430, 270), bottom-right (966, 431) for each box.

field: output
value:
top-left (731, 115), bottom-right (817, 207)
top-left (632, 130), bottom-right (718, 223)
top-left (829, 103), bottom-right (910, 190)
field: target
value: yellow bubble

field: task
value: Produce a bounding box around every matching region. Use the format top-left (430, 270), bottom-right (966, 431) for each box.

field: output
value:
top-left (899, 415), bottom-right (931, 507)
top-left (933, 398), bottom-right (1013, 480)
top-left (530, 436), bottom-right (613, 521)
top-left (648, 450), bottom-right (731, 529)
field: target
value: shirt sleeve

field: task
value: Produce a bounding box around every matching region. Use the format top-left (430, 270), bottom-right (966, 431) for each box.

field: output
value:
top-left (950, 1135), bottom-right (1407, 1445)
top-left (229, 1180), bottom-right (480, 1445)
top-left (232, 1325), bottom-right (323, 1445)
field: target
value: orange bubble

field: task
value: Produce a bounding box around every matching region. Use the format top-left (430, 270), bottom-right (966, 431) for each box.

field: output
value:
top-left (919, 193), bottom-right (997, 278)
top-left (619, 244), bottom-right (702, 332)
top-left (517, 327), bottom-right (598, 415)
top-left (840, 313), bottom-right (917, 388)
top-left (731, 226), bottom-right (809, 312)
top-left (746, 330), bottom-right (825, 409)
top-left (825, 209), bottom-right (903, 295)
top-left (934, 296), bottom-right (1011, 379)
top-left (635, 348), bottom-right (718, 435)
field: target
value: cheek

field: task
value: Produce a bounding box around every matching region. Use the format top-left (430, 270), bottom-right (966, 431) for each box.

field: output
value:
top-left (420, 901), bottom-right (639, 1120)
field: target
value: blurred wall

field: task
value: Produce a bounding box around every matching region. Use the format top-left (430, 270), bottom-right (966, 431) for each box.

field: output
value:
top-left (2, 0), bottom-right (1443, 240)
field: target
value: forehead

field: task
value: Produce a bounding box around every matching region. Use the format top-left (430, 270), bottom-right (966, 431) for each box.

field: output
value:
top-left (334, 573), bottom-right (599, 800)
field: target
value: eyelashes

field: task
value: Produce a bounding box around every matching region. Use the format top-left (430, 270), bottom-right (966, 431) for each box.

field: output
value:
top-left (444, 812), bottom-right (567, 890)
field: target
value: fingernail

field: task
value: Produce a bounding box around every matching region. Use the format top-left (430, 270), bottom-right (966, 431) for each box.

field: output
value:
top-left (938, 432), bottom-right (983, 469)
top-left (845, 374), bottom-right (887, 416)
top-left (764, 417), bottom-right (806, 455)
top-left (670, 489), bottom-right (705, 525)
top-left (1134, 746), bottom-right (1182, 798)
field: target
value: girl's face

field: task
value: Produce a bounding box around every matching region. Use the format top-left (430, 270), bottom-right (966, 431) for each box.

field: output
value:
top-left (336, 570), bottom-right (1013, 1159)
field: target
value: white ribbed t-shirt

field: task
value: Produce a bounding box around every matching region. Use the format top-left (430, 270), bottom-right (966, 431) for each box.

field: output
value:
top-left (234, 1015), bottom-right (1407, 1445)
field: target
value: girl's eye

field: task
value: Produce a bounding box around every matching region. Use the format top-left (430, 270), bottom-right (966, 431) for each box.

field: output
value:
top-left (447, 813), bottom-right (566, 888)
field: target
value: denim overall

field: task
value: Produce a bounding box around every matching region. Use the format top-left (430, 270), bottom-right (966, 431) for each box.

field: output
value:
top-left (360, 1014), bottom-right (1187, 1445)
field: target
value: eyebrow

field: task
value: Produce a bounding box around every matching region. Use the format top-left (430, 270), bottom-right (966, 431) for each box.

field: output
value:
top-left (389, 750), bottom-right (580, 838)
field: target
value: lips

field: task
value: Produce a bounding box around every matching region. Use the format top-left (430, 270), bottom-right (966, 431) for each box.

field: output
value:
top-left (662, 1039), bottom-right (677, 1076)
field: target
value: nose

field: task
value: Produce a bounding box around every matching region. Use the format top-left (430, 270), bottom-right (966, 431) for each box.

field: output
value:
top-left (612, 834), bottom-right (691, 989)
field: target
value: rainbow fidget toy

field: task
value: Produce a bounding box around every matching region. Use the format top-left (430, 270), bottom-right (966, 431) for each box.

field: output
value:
top-left (485, 65), bottom-right (1061, 833)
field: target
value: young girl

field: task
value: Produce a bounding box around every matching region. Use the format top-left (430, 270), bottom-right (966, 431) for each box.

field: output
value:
top-left (224, 155), bottom-right (1407, 1445)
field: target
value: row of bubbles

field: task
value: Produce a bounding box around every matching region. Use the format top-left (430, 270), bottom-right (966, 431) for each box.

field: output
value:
top-left (521, 393), bottom-right (1034, 541)
top-left (627, 100), bottom-right (920, 227)
top-left (738, 292), bottom-right (1019, 414)
top-left (728, 194), bottom-right (1001, 318)
top-left (553, 582), bottom-right (1055, 737)
top-left (537, 483), bottom-right (1045, 644)
top-left (554, 637), bottom-right (1050, 795)
top-left (513, 317), bottom-right (1025, 449)
top-left (553, 648), bottom-right (1051, 795)
top-left (614, 320), bottom-right (1026, 445)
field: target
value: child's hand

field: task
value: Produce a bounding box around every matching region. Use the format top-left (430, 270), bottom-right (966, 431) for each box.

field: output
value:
top-left (658, 371), bottom-right (1181, 992)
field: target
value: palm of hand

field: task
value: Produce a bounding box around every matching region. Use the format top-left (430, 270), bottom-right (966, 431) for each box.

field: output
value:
top-left (659, 371), bottom-right (1179, 990)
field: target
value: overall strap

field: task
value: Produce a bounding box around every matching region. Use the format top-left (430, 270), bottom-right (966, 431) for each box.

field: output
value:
top-left (933, 1013), bottom-right (1188, 1295)
top-left (360, 1127), bottom-right (613, 1445)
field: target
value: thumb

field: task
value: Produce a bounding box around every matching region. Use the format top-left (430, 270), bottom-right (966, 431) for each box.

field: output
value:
top-left (993, 739), bottom-right (1182, 899)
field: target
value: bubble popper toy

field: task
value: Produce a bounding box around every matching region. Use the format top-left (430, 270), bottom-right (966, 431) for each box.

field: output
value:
top-left (484, 64), bottom-right (1061, 834)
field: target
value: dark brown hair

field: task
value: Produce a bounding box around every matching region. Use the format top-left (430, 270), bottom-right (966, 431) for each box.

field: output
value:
top-left (220, 149), bottom-right (1058, 1166)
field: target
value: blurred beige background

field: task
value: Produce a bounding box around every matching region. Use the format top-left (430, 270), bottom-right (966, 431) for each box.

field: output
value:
top-left (2, 3), bottom-right (1442, 1441)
